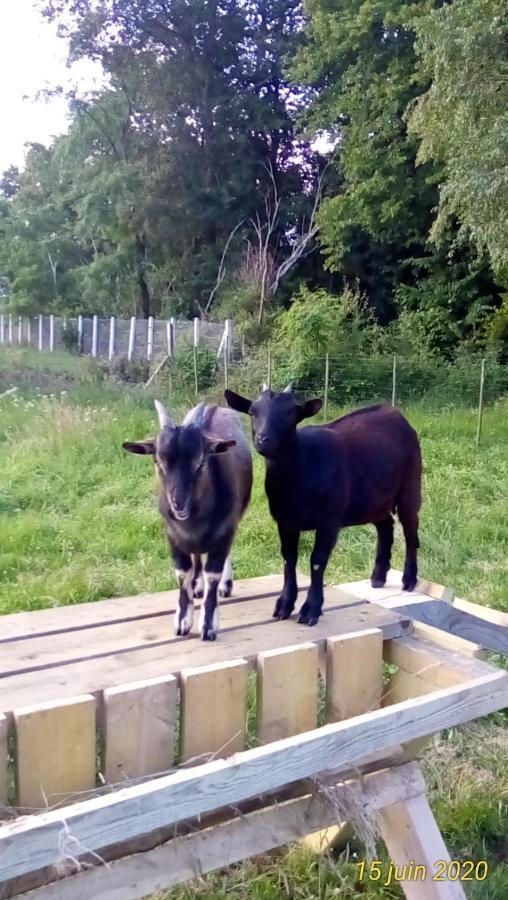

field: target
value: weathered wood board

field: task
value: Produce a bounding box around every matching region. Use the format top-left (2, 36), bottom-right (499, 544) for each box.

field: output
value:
top-left (0, 577), bottom-right (412, 716)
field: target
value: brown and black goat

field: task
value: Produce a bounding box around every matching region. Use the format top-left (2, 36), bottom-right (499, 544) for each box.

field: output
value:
top-left (123, 401), bottom-right (252, 640)
top-left (225, 385), bottom-right (421, 626)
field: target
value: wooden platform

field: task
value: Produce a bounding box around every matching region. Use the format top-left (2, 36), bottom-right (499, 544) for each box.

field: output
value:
top-left (0, 574), bottom-right (413, 716)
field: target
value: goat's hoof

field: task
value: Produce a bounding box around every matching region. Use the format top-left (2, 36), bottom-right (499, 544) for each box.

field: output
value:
top-left (218, 580), bottom-right (233, 598)
top-left (201, 627), bottom-right (217, 641)
top-left (297, 611), bottom-right (309, 624)
top-left (371, 577), bottom-right (386, 589)
top-left (307, 615), bottom-right (319, 627)
top-left (402, 579), bottom-right (417, 592)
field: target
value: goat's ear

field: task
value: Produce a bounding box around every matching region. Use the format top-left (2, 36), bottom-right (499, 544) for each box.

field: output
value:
top-left (224, 389), bottom-right (252, 415)
top-left (205, 438), bottom-right (236, 455)
top-left (297, 398), bottom-right (323, 421)
top-left (122, 440), bottom-right (156, 455)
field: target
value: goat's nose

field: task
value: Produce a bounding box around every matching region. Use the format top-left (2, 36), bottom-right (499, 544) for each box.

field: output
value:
top-left (256, 433), bottom-right (269, 445)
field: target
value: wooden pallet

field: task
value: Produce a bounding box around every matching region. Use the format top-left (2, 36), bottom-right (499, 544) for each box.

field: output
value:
top-left (0, 573), bottom-right (507, 900)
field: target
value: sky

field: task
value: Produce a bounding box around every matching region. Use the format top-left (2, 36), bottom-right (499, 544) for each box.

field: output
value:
top-left (0, 0), bottom-right (102, 174)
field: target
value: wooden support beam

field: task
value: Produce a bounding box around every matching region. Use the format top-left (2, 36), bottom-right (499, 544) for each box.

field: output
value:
top-left (305, 628), bottom-right (383, 852)
top-left (388, 600), bottom-right (508, 657)
top-left (325, 628), bottom-right (383, 722)
top-left (14, 695), bottom-right (96, 811)
top-left (102, 675), bottom-right (177, 783)
top-left (257, 643), bottom-right (318, 743)
top-left (377, 792), bottom-right (466, 899)
top-left (2, 668), bottom-right (505, 883)
top-left (13, 764), bottom-right (427, 900)
top-left (180, 659), bottom-right (248, 764)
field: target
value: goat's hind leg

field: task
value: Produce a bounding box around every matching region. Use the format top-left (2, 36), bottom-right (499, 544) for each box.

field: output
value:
top-left (398, 507), bottom-right (420, 592)
top-left (371, 515), bottom-right (394, 588)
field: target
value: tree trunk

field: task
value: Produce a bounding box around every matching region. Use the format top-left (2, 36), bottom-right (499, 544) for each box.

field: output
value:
top-left (135, 233), bottom-right (151, 319)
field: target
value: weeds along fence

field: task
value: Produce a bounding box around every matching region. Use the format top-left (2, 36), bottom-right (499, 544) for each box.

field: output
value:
top-left (0, 312), bottom-right (227, 359)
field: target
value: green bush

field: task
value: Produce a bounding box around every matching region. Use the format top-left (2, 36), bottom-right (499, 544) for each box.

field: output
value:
top-left (110, 356), bottom-right (150, 384)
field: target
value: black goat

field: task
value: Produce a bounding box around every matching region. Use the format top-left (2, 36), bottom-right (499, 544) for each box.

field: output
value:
top-left (225, 385), bottom-right (421, 626)
top-left (123, 401), bottom-right (252, 640)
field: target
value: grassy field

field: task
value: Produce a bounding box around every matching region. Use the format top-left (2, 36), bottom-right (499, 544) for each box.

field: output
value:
top-left (1, 348), bottom-right (507, 898)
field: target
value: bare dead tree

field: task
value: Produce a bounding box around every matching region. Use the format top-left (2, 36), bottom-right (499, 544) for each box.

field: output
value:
top-left (269, 166), bottom-right (327, 296)
top-left (204, 219), bottom-right (245, 317)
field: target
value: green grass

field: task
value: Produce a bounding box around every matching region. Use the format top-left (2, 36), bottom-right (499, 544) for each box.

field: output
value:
top-left (1, 348), bottom-right (507, 898)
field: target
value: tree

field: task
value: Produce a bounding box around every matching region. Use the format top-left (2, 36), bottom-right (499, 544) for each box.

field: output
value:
top-left (290, 0), bottom-right (502, 349)
top-left (407, 0), bottom-right (508, 285)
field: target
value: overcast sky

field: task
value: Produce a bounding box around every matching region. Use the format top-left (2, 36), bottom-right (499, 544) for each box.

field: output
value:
top-left (0, 0), bottom-right (102, 174)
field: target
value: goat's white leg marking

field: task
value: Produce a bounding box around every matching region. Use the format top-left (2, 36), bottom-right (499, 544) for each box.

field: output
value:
top-left (218, 555), bottom-right (233, 597)
top-left (174, 569), bottom-right (194, 635)
top-left (200, 572), bottom-right (221, 638)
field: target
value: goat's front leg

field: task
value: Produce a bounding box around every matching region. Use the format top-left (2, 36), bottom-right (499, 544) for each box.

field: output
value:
top-left (169, 540), bottom-right (194, 636)
top-left (273, 526), bottom-right (300, 619)
top-left (200, 541), bottom-right (231, 641)
top-left (298, 526), bottom-right (340, 626)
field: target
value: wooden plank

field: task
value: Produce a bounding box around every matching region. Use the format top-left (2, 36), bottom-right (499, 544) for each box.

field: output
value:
top-left (305, 628), bottom-right (383, 852)
top-left (180, 659), bottom-right (248, 764)
top-left (0, 575), bottom-right (307, 644)
top-left (384, 636), bottom-right (494, 688)
top-left (12, 764), bottom-right (426, 900)
top-left (326, 629), bottom-right (383, 722)
top-left (14, 695), bottom-right (96, 811)
top-left (1, 668), bottom-right (506, 883)
top-left (413, 622), bottom-right (484, 658)
top-left (0, 714), bottom-right (7, 808)
top-left (102, 676), bottom-right (177, 783)
top-left (1, 604), bottom-right (411, 716)
top-left (453, 595), bottom-right (508, 628)
top-left (382, 669), bottom-right (437, 707)
top-left (257, 644), bottom-right (318, 744)
top-left (377, 792), bottom-right (466, 899)
top-left (0, 586), bottom-right (358, 678)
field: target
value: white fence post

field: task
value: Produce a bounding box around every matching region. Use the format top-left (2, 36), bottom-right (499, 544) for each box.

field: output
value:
top-left (108, 316), bottom-right (115, 361)
top-left (77, 314), bottom-right (83, 353)
top-left (147, 316), bottom-right (154, 361)
top-left (128, 316), bottom-right (136, 361)
top-left (166, 321), bottom-right (172, 356)
top-left (49, 314), bottom-right (55, 351)
top-left (92, 315), bottom-right (98, 357)
top-left (17, 316), bottom-right (22, 345)
top-left (38, 315), bottom-right (43, 351)
top-left (26, 317), bottom-right (31, 346)
top-left (8, 314), bottom-right (13, 344)
top-left (193, 317), bottom-right (200, 348)
top-left (170, 317), bottom-right (176, 355)
top-left (0, 313), bottom-right (4, 344)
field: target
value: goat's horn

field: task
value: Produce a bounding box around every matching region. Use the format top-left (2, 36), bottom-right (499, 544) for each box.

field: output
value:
top-left (283, 382), bottom-right (294, 393)
top-left (154, 399), bottom-right (174, 430)
top-left (262, 381), bottom-right (269, 391)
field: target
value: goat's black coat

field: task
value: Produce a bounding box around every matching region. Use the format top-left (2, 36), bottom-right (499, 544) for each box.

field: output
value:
top-left (225, 389), bottom-right (421, 626)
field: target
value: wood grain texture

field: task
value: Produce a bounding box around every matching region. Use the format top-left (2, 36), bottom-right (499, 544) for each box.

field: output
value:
top-left (102, 676), bottom-right (177, 783)
top-left (377, 793), bottom-right (466, 899)
top-left (257, 643), bottom-right (318, 744)
top-left (1, 668), bottom-right (506, 883)
top-left (1, 602), bottom-right (411, 717)
top-left (0, 714), bottom-right (7, 807)
top-left (180, 659), bottom-right (248, 764)
top-left (12, 764), bottom-right (426, 900)
top-left (14, 695), bottom-right (96, 811)
top-left (384, 636), bottom-right (494, 688)
top-left (305, 628), bottom-right (383, 853)
top-left (326, 629), bottom-right (383, 722)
